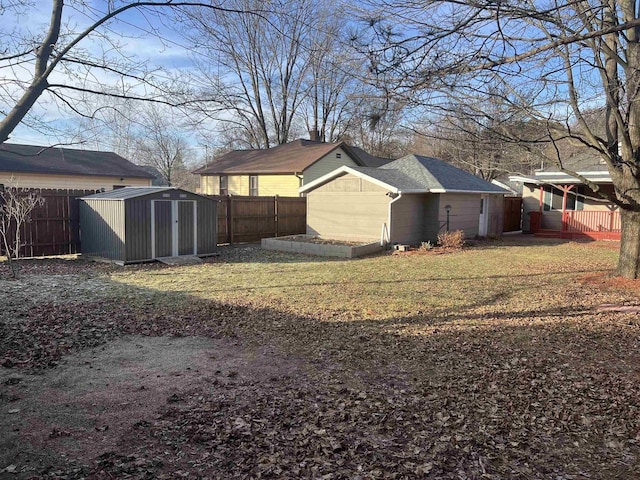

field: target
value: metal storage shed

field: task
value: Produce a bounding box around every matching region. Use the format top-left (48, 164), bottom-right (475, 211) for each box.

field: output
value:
top-left (79, 187), bottom-right (217, 264)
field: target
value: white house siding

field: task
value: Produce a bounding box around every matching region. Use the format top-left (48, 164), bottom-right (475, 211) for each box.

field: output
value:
top-left (306, 174), bottom-right (389, 241)
top-left (302, 147), bottom-right (358, 185)
top-left (0, 172), bottom-right (151, 190)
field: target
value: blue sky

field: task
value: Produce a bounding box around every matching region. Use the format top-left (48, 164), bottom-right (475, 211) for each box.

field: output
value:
top-left (1, 1), bottom-right (201, 152)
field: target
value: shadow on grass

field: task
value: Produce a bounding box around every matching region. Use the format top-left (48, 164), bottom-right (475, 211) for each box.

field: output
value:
top-left (1, 255), bottom-right (638, 479)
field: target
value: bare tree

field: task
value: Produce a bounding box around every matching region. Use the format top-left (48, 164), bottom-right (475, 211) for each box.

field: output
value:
top-left (181, 0), bottom-right (361, 148)
top-left (353, 0), bottom-right (640, 278)
top-left (0, 184), bottom-right (45, 278)
top-left (0, 1), bottom-right (260, 145)
top-left (133, 106), bottom-right (192, 187)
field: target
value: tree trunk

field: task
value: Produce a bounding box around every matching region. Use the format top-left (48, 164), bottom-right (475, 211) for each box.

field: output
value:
top-left (617, 209), bottom-right (640, 278)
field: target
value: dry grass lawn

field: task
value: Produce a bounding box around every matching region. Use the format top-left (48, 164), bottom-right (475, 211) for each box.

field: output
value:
top-left (2, 236), bottom-right (640, 479)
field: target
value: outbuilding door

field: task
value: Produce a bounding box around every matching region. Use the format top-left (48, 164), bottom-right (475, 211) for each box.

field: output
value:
top-left (151, 200), bottom-right (197, 258)
top-left (478, 194), bottom-right (489, 236)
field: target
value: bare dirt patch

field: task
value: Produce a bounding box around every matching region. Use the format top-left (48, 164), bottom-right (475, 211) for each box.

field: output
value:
top-left (0, 335), bottom-right (301, 479)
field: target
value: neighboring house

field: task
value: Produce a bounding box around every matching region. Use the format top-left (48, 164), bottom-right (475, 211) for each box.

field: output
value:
top-left (193, 139), bottom-right (393, 197)
top-left (509, 150), bottom-right (619, 239)
top-left (300, 154), bottom-right (509, 245)
top-left (0, 143), bottom-right (154, 190)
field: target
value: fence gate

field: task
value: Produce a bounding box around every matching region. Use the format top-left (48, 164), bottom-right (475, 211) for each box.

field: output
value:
top-left (503, 197), bottom-right (523, 232)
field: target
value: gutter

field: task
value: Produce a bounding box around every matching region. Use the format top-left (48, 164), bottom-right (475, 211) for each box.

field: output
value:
top-left (382, 192), bottom-right (403, 246)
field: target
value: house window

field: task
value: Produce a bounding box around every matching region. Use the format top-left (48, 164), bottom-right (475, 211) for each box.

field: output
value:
top-left (249, 175), bottom-right (259, 196)
top-left (543, 185), bottom-right (584, 211)
top-left (219, 176), bottom-right (228, 195)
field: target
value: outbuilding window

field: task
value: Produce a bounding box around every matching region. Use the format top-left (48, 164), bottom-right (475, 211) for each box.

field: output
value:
top-left (219, 176), bottom-right (228, 195)
top-left (249, 175), bottom-right (259, 196)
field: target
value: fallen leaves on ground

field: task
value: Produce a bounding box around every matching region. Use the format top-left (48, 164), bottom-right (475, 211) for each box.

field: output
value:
top-left (2, 240), bottom-right (640, 479)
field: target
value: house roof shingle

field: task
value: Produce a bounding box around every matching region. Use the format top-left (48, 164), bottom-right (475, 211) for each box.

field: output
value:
top-left (301, 154), bottom-right (509, 194)
top-left (348, 146), bottom-right (395, 168)
top-left (193, 140), bottom-right (356, 175)
top-left (0, 143), bottom-right (154, 179)
top-left (379, 155), bottom-right (509, 193)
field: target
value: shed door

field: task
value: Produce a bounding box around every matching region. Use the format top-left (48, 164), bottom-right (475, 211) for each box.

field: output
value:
top-left (154, 200), bottom-right (173, 257)
top-left (152, 200), bottom-right (197, 258)
top-left (178, 201), bottom-right (196, 255)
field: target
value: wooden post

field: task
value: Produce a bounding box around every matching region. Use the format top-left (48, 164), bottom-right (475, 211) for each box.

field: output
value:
top-left (274, 195), bottom-right (279, 238)
top-left (227, 195), bottom-right (234, 245)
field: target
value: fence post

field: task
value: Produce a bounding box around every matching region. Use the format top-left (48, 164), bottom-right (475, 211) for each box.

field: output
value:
top-left (274, 195), bottom-right (279, 238)
top-left (227, 195), bottom-right (234, 245)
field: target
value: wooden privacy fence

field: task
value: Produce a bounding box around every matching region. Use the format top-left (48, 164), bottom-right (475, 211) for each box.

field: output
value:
top-left (0, 188), bottom-right (99, 257)
top-left (503, 196), bottom-right (523, 232)
top-left (0, 190), bottom-right (307, 258)
top-left (208, 195), bottom-right (307, 244)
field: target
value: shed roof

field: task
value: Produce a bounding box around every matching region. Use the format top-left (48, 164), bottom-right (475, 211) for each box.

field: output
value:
top-left (81, 187), bottom-right (210, 200)
top-left (192, 139), bottom-right (367, 175)
top-left (301, 154), bottom-right (509, 194)
top-left (0, 143), bottom-right (155, 179)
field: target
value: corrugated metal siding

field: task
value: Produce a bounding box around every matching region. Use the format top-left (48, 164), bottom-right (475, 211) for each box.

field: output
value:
top-left (197, 198), bottom-right (218, 254)
top-left (125, 199), bottom-right (152, 261)
top-left (178, 201), bottom-right (195, 255)
top-left (79, 200), bottom-right (125, 261)
top-left (154, 200), bottom-right (172, 257)
top-left (303, 148), bottom-right (358, 185)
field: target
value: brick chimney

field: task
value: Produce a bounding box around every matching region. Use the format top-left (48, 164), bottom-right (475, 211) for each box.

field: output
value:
top-left (309, 128), bottom-right (320, 142)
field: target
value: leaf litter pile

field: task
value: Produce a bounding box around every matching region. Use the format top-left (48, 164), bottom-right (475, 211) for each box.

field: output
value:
top-left (2, 238), bottom-right (640, 479)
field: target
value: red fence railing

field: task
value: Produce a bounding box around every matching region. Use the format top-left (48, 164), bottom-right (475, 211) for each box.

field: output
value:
top-left (562, 210), bottom-right (620, 233)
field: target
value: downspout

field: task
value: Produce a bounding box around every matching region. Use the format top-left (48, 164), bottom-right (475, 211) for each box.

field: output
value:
top-left (382, 192), bottom-right (402, 246)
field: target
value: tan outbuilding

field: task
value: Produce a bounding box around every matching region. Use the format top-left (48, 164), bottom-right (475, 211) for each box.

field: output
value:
top-left (300, 155), bottom-right (509, 245)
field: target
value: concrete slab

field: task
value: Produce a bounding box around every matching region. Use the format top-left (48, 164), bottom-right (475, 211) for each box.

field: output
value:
top-left (156, 256), bottom-right (203, 266)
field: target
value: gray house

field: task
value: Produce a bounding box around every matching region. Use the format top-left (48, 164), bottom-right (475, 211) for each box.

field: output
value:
top-left (80, 187), bottom-right (217, 264)
top-left (300, 154), bottom-right (508, 245)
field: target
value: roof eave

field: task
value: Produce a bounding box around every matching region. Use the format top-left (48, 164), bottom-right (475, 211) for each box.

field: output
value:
top-left (299, 165), bottom-right (401, 194)
top-left (428, 188), bottom-right (510, 194)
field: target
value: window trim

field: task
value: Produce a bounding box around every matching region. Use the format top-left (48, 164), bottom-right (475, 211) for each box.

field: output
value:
top-left (542, 185), bottom-right (584, 211)
top-left (249, 175), bottom-right (259, 196)
top-left (219, 175), bottom-right (228, 196)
